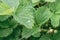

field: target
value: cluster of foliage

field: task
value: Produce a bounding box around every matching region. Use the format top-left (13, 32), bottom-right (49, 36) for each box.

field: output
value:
top-left (0, 0), bottom-right (60, 40)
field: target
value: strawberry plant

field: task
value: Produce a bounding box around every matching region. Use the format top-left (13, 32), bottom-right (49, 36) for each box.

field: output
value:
top-left (0, 0), bottom-right (60, 40)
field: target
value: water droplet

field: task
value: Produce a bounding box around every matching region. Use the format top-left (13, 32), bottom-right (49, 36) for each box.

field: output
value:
top-left (27, 20), bottom-right (31, 23)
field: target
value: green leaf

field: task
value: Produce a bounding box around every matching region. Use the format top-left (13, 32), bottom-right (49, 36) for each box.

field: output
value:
top-left (9, 18), bottom-right (18, 29)
top-left (48, 0), bottom-right (60, 12)
top-left (0, 18), bottom-right (18, 29)
top-left (22, 26), bottom-right (40, 39)
top-left (35, 6), bottom-right (52, 26)
top-left (51, 14), bottom-right (60, 27)
top-left (32, 32), bottom-right (41, 37)
top-left (53, 30), bottom-right (60, 40)
top-left (0, 20), bottom-right (9, 28)
top-left (45, 0), bottom-right (55, 2)
top-left (0, 0), bottom-right (19, 15)
top-left (48, 0), bottom-right (60, 27)
top-left (0, 2), bottom-right (9, 12)
top-left (0, 38), bottom-right (3, 40)
top-left (0, 28), bottom-right (13, 37)
top-left (13, 27), bottom-right (21, 37)
top-left (6, 36), bottom-right (20, 40)
top-left (32, 0), bottom-right (40, 3)
top-left (0, 15), bottom-right (10, 21)
top-left (19, 0), bottom-right (32, 6)
top-left (1, 0), bottom-right (19, 9)
top-left (27, 36), bottom-right (39, 40)
top-left (13, 5), bottom-right (34, 29)
top-left (8, 37), bottom-right (20, 40)
top-left (0, 2), bottom-right (14, 15)
top-left (32, 0), bottom-right (40, 6)
top-left (39, 34), bottom-right (52, 40)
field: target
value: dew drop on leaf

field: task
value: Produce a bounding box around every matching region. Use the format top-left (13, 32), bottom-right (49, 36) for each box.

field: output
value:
top-left (27, 20), bottom-right (31, 23)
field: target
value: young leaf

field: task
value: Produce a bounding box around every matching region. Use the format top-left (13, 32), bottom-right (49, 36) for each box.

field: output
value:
top-left (39, 34), bottom-right (52, 40)
top-left (9, 18), bottom-right (18, 29)
top-left (13, 27), bottom-right (21, 37)
top-left (48, 0), bottom-right (60, 12)
top-left (0, 2), bottom-right (13, 15)
top-left (48, 0), bottom-right (60, 27)
top-left (0, 2), bottom-right (14, 15)
top-left (53, 30), bottom-right (60, 40)
top-left (13, 5), bottom-right (34, 29)
top-left (32, 32), bottom-right (41, 37)
top-left (22, 26), bottom-right (40, 39)
top-left (0, 28), bottom-right (13, 37)
top-left (0, 20), bottom-right (9, 28)
top-left (8, 37), bottom-right (20, 40)
top-left (0, 15), bottom-right (10, 21)
top-left (1, 0), bottom-right (19, 9)
top-left (6, 36), bottom-right (20, 40)
top-left (35, 6), bottom-right (52, 26)
top-left (32, 0), bottom-right (40, 3)
top-left (32, 0), bottom-right (40, 6)
top-left (51, 14), bottom-right (60, 27)
top-left (0, 0), bottom-right (19, 15)
top-left (0, 38), bottom-right (3, 40)
top-left (45, 0), bottom-right (55, 2)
